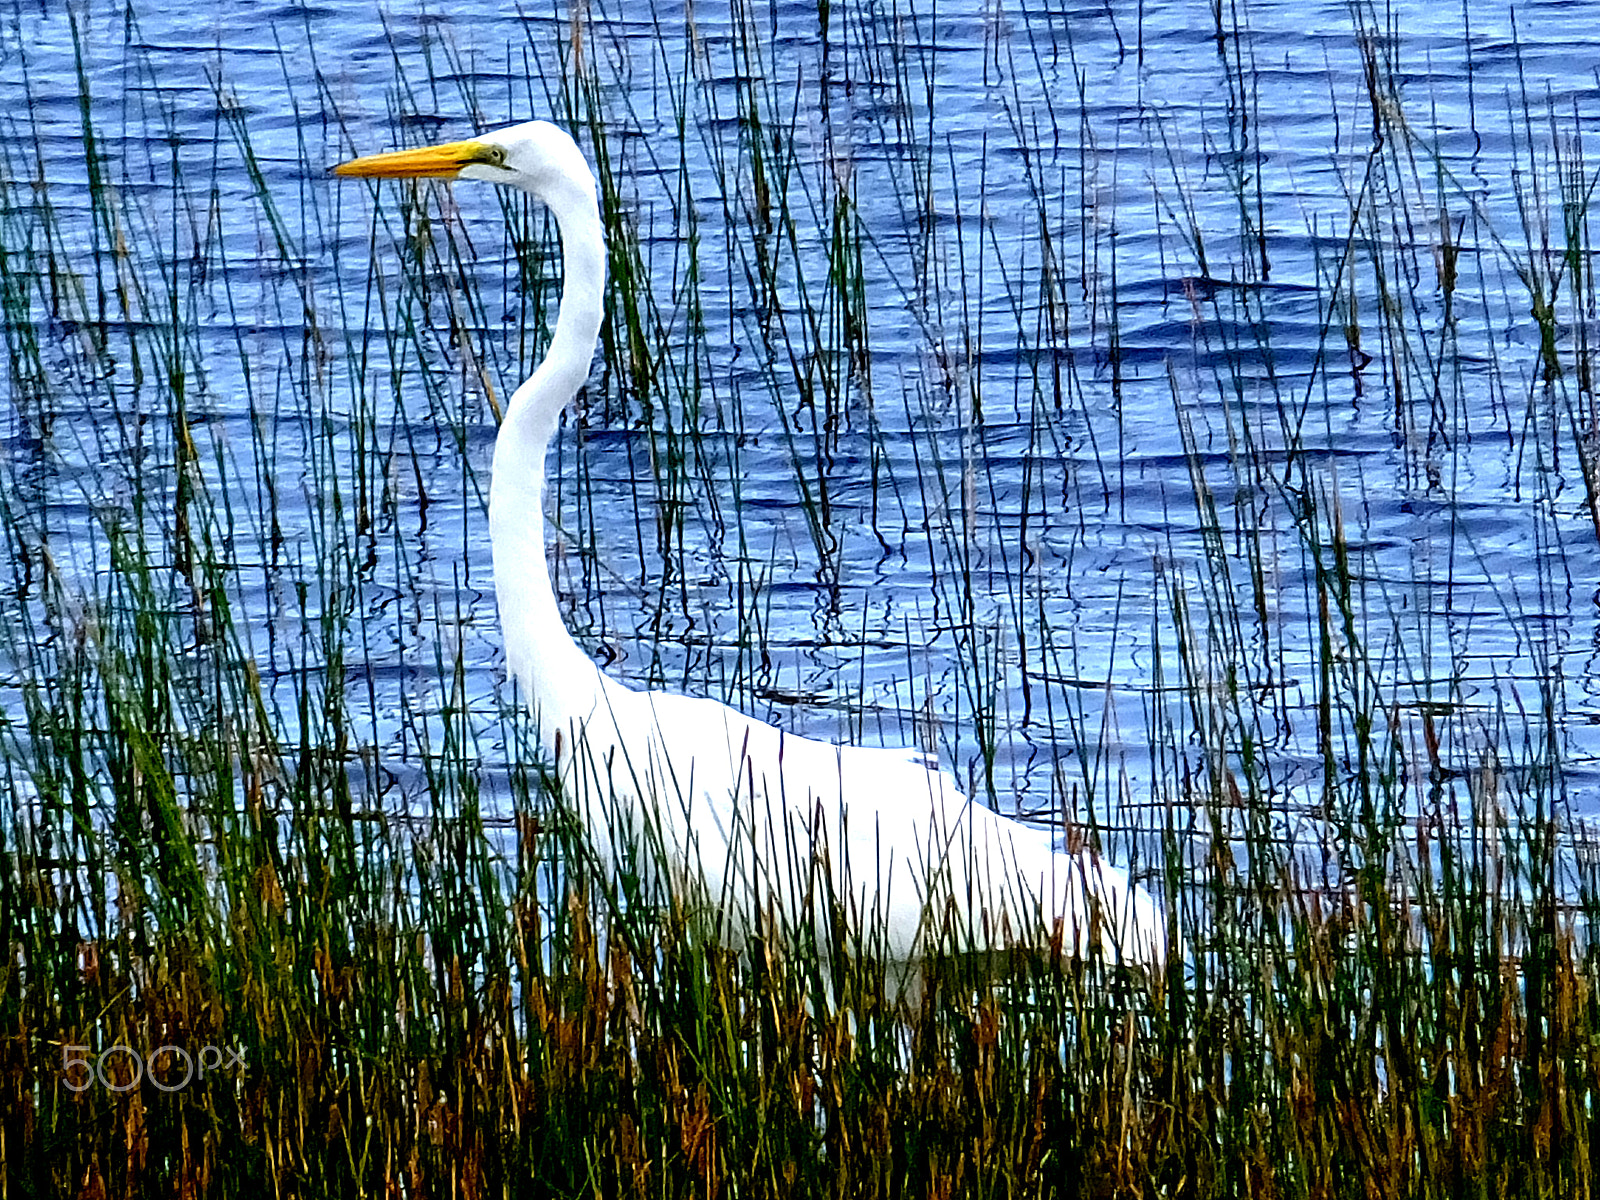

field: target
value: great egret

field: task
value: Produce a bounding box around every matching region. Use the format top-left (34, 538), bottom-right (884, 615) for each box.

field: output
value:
top-left (334, 120), bottom-right (1167, 974)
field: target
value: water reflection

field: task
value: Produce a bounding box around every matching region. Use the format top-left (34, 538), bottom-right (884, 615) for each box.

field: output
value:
top-left (0, 0), bottom-right (1595, 880)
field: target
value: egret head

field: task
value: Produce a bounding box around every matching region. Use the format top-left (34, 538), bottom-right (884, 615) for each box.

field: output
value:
top-left (333, 120), bottom-right (595, 205)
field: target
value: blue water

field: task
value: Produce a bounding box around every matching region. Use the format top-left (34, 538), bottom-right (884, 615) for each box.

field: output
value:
top-left (2, 0), bottom-right (1597, 883)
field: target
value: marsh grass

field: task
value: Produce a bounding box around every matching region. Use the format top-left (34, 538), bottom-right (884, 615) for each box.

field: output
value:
top-left (3, 0), bottom-right (1599, 1196)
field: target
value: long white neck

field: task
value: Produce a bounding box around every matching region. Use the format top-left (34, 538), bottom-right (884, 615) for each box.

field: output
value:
top-left (489, 168), bottom-right (611, 750)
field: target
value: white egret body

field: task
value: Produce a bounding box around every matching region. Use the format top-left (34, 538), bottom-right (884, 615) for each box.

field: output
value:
top-left (335, 121), bottom-right (1167, 972)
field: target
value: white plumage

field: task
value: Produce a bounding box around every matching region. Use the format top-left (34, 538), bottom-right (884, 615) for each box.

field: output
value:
top-left (335, 120), bottom-right (1167, 973)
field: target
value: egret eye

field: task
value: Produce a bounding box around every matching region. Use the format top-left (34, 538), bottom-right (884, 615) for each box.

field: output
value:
top-left (486, 145), bottom-right (507, 168)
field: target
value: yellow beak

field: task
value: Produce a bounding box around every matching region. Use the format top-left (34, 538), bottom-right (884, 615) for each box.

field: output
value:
top-left (332, 138), bottom-right (497, 179)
